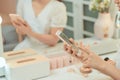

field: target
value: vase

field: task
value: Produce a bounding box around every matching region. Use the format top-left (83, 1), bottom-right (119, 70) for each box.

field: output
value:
top-left (94, 13), bottom-right (114, 39)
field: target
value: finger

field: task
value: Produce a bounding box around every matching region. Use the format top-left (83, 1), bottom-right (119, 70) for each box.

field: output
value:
top-left (81, 57), bottom-right (88, 62)
top-left (17, 16), bottom-right (26, 24)
top-left (23, 21), bottom-right (29, 26)
top-left (12, 21), bottom-right (20, 28)
top-left (71, 48), bottom-right (79, 58)
top-left (79, 41), bottom-right (84, 48)
top-left (69, 38), bottom-right (74, 44)
top-left (75, 54), bottom-right (83, 61)
top-left (79, 42), bottom-right (86, 52)
top-left (72, 48), bottom-right (77, 55)
top-left (67, 45), bottom-right (73, 54)
top-left (80, 66), bottom-right (92, 73)
top-left (64, 43), bottom-right (68, 51)
top-left (79, 42), bottom-right (87, 51)
top-left (16, 18), bottom-right (28, 27)
top-left (80, 44), bottom-right (94, 55)
top-left (82, 64), bottom-right (91, 68)
top-left (77, 51), bottom-right (87, 62)
top-left (82, 61), bottom-right (90, 68)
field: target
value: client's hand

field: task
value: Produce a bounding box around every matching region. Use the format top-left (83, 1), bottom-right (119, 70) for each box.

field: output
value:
top-left (64, 40), bottom-right (105, 72)
top-left (80, 64), bottom-right (92, 74)
top-left (9, 14), bottom-right (27, 36)
top-left (79, 43), bottom-right (117, 73)
top-left (16, 22), bottom-right (32, 36)
top-left (64, 38), bottom-right (78, 56)
top-left (10, 17), bottom-right (32, 36)
top-left (64, 39), bottom-right (92, 74)
top-left (9, 14), bottom-right (33, 42)
top-left (79, 43), bottom-right (106, 70)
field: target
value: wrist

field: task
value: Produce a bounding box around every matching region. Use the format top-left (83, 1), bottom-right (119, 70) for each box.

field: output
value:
top-left (97, 61), bottom-right (107, 71)
top-left (27, 30), bottom-right (34, 37)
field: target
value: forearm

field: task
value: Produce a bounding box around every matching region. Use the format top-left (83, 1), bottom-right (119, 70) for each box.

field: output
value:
top-left (100, 63), bottom-right (120, 80)
top-left (27, 31), bottom-right (59, 46)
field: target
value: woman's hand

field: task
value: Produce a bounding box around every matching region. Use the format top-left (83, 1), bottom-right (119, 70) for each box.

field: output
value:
top-left (10, 15), bottom-right (26, 36)
top-left (10, 14), bottom-right (32, 36)
top-left (78, 43), bottom-right (106, 70)
top-left (10, 16), bottom-right (33, 42)
top-left (11, 17), bottom-right (32, 36)
top-left (64, 39), bottom-right (114, 69)
top-left (16, 22), bottom-right (32, 36)
top-left (64, 40), bottom-right (92, 74)
top-left (64, 38), bottom-right (79, 57)
top-left (79, 43), bottom-right (117, 73)
top-left (64, 39), bottom-right (120, 80)
top-left (64, 40), bottom-right (110, 70)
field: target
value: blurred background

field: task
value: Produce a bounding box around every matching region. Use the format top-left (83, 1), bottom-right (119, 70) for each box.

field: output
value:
top-left (0, 0), bottom-right (118, 52)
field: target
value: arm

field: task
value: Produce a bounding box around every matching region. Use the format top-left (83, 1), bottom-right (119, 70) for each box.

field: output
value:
top-left (80, 44), bottom-right (120, 80)
top-left (64, 40), bottom-right (120, 80)
top-left (15, 1), bottom-right (67, 44)
top-left (100, 62), bottom-right (120, 80)
top-left (27, 2), bottom-right (67, 46)
top-left (27, 27), bottom-right (64, 46)
top-left (14, 21), bottom-right (64, 46)
top-left (11, 18), bottom-right (64, 46)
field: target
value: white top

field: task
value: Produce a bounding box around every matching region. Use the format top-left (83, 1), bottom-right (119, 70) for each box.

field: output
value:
top-left (14, 0), bottom-right (67, 53)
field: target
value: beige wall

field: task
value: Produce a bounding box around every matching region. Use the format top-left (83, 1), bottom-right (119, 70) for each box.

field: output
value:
top-left (0, 0), bottom-right (16, 25)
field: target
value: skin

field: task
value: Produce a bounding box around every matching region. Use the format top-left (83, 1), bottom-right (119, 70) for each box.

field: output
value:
top-left (64, 0), bottom-right (120, 79)
top-left (64, 38), bottom-right (120, 80)
top-left (79, 43), bottom-right (120, 80)
top-left (11, 0), bottom-right (64, 46)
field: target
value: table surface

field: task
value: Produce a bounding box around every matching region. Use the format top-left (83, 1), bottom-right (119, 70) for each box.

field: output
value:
top-left (37, 52), bottom-right (116, 80)
top-left (1, 52), bottom-right (116, 80)
top-left (1, 38), bottom-right (118, 80)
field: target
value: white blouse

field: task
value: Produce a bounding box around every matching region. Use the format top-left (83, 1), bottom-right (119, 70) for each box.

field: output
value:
top-left (14, 0), bottom-right (67, 53)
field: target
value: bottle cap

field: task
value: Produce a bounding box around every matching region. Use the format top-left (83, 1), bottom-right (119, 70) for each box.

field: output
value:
top-left (104, 57), bottom-right (109, 61)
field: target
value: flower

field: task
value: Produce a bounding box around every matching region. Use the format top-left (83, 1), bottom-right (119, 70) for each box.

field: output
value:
top-left (89, 0), bottom-right (111, 13)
